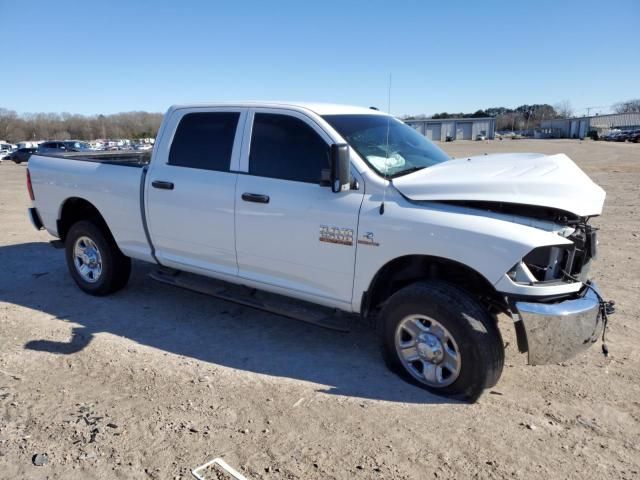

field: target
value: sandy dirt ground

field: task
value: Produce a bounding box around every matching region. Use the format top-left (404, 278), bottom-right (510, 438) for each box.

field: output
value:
top-left (0, 139), bottom-right (639, 479)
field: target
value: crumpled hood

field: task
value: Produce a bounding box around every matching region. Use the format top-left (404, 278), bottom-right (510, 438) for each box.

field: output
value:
top-left (392, 152), bottom-right (606, 217)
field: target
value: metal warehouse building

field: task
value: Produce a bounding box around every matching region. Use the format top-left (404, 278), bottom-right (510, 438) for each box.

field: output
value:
top-left (539, 112), bottom-right (640, 139)
top-left (404, 117), bottom-right (496, 141)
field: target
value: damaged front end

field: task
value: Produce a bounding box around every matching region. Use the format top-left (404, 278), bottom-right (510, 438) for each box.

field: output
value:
top-left (443, 202), bottom-right (613, 365)
top-left (508, 220), bottom-right (598, 287)
top-left (392, 151), bottom-right (613, 365)
top-left (499, 219), bottom-right (614, 365)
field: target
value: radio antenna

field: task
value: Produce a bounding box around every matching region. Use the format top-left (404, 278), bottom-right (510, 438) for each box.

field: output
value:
top-left (380, 73), bottom-right (392, 215)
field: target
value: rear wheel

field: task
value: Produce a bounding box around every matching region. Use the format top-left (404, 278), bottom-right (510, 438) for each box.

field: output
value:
top-left (65, 220), bottom-right (131, 296)
top-left (379, 280), bottom-right (504, 402)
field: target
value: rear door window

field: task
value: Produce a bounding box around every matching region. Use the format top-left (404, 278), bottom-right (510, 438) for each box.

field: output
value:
top-left (169, 112), bottom-right (240, 171)
top-left (248, 113), bottom-right (329, 183)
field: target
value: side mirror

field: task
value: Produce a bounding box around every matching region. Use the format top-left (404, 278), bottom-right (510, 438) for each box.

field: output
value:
top-left (329, 143), bottom-right (350, 193)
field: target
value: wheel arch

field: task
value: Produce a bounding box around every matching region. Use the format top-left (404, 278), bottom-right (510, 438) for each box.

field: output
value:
top-left (361, 254), bottom-right (508, 318)
top-left (57, 197), bottom-right (113, 243)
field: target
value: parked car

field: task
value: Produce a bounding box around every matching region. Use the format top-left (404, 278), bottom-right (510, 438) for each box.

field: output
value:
top-left (614, 131), bottom-right (630, 142)
top-left (6, 147), bottom-right (37, 164)
top-left (603, 132), bottom-right (617, 141)
top-left (629, 130), bottom-right (640, 143)
top-left (0, 143), bottom-right (16, 159)
top-left (133, 143), bottom-right (153, 151)
top-left (26, 102), bottom-right (612, 402)
top-left (602, 130), bottom-right (620, 141)
top-left (1, 149), bottom-right (15, 162)
top-left (37, 141), bottom-right (92, 154)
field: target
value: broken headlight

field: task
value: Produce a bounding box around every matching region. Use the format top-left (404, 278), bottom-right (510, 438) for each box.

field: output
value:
top-left (507, 245), bottom-right (574, 284)
top-left (507, 223), bottom-right (597, 285)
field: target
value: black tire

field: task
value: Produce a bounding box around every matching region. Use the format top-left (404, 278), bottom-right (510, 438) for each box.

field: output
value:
top-left (379, 280), bottom-right (504, 402)
top-left (65, 220), bottom-right (131, 296)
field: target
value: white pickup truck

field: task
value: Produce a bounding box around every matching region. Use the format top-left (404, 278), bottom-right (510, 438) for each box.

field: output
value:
top-left (27, 102), bottom-right (611, 401)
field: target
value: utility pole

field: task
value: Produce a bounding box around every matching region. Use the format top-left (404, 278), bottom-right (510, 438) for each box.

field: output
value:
top-left (584, 105), bottom-right (608, 117)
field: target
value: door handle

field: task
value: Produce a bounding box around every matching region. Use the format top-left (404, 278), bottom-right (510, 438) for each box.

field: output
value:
top-left (241, 192), bottom-right (270, 204)
top-left (152, 180), bottom-right (174, 190)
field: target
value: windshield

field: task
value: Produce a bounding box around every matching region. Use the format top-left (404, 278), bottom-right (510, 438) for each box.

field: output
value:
top-left (323, 114), bottom-right (450, 178)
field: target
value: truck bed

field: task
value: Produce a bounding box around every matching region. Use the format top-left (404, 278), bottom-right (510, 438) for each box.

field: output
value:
top-left (36, 150), bottom-right (151, 167)
top-left (28, 152), bottom-right (154, 263)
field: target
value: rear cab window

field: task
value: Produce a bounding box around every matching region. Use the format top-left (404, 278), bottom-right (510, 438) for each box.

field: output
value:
top-left (169, 112), bottom-right (240, 171)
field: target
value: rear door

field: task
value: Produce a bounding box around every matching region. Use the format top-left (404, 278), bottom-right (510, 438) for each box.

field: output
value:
top-left (145, 107), bottom-right (246, 277)
top-left (234, 109), bottom-right (364, 307)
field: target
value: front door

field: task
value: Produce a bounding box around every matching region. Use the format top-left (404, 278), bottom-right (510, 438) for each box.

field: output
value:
top-left (235, 109), bottom-right (364, 307)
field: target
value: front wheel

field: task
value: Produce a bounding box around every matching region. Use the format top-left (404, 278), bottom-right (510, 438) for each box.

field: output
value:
top-left (379, 280), bottom-right (504, 402)
top-left (65, 220), bottom-right (131, 296)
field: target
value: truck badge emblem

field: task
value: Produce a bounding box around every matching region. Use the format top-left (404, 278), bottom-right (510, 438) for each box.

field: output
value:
top-left (358, 232), bottom-right (379, 246)
top-left (319, 225), bottom-right (354, 246)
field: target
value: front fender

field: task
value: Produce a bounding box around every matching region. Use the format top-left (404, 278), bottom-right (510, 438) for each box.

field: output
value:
top-left (352, 191), bottom-right (571, 312)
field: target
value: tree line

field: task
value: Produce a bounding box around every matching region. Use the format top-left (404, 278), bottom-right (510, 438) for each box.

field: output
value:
top-left (2, 98), bottom-right (638, 143)
top-left (614, 99), bottom-right (640, 114)
top-left (0, 108), bottom-right (163, 143)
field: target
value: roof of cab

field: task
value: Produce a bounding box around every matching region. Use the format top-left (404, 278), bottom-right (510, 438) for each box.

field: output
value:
top-left (167, 102), bottom-right (388, 116)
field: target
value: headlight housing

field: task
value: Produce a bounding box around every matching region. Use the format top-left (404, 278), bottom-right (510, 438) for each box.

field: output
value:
top-left (506, 223), bottom-right (597, 288)
top-left (524, 245), bottom-right (573, 281)
top-left (507, 245), bottom-right (575, 284)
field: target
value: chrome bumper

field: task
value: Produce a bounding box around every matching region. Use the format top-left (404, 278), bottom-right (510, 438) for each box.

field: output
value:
top-left (515, 283), bottom-right (604, 365)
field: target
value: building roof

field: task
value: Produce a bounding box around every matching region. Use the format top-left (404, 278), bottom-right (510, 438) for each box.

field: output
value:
top-left (564, 112), bottom-right (640, 121)
top-left (404, 117), bottom-right (496, 123)
top-left (541, 112), bottom-right (640, 129)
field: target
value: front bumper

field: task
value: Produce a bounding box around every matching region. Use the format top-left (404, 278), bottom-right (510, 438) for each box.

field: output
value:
top-left (514, 283), bottom-right (604, 365)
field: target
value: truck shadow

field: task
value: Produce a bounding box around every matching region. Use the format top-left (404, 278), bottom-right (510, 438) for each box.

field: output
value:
top-left (1, 242), bottom-right (456, 405)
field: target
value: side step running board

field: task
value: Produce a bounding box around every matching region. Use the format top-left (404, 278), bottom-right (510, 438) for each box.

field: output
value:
top-left (149, 269), bottom-right (350, 332)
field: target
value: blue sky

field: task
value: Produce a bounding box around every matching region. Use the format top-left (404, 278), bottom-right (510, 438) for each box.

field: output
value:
top-left (1, 0), bottom-right (637, 117)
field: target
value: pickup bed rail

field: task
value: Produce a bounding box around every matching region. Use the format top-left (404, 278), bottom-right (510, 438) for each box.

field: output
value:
top-left (36, 151), bottom-right (151, 167)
